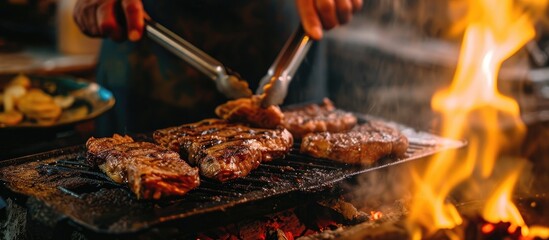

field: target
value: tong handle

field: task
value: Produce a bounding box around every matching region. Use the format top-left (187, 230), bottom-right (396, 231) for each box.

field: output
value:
top-left (145, 18), bottom-right (226, 81)
top-left (275, 26), bottom-right (312, 80)
top-left (257, 25), bottom-right (313, 106)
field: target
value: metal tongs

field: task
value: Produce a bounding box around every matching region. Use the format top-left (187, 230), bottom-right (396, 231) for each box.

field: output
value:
top-left (256, 25), bottom-right (313, 107)
top-left (145, 18), bottom-right (252, 99)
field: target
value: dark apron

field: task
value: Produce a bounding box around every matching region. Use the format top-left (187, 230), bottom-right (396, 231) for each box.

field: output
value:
top-left (95, 0), bottom-right (325, 135)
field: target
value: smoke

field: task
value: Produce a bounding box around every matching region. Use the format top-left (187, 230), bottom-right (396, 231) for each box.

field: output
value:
top-left (341, 163), bottom-right (414, 214)
top-left (325, 22), bottom-right (457, 130)
top-left (329, 1), bottom-right (549, 235)
top-left (359, 0), bottom-right (456, 38)
top-left (325, 0), bottom-right (545, 131)
top-left (359, 0), bottom-right (549, 38)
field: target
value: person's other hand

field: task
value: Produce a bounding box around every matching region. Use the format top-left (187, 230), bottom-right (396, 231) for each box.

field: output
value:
top-left (73, 0), bottom-right (144, 41)
top-left (296, 0), bottom-right (363, 40)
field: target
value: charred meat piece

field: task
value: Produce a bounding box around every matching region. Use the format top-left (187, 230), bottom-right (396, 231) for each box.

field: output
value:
top-left (86, 134), bottom-right (200, 199)
top-left (282, 98), bottom-right (357, 138)
top-left (153, 119), bottom-right (293, 182)
top-left (86, 134), bottom-right (133, 167)
top-left (300, 121), bottom-right (409, 165)
top-left (215, 95), bottom-right (284, 129)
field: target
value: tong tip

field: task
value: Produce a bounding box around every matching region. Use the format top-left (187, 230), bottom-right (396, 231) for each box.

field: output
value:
top-left (259, 76), bottom-right (289, 108)
top-left (217, 75), bottom-right (253, 99)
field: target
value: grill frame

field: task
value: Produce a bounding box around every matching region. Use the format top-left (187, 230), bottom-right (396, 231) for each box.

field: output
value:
top-left (0, 114), bottom-right (465, 236)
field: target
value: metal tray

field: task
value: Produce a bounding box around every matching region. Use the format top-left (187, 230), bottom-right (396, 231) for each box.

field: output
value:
top-left (0, 115), bottom-right (464, 236)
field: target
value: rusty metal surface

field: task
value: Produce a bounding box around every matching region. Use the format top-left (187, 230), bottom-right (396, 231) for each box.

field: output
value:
top-left (0, 114), bottom-right (464, 236)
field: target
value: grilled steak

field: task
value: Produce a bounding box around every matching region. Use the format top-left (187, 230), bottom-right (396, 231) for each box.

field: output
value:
top-left (153, 119), bottom-right (293, 182)
top-left (282, 98), bottom-right (357, 138)
top-left (300, 121), bottom-right (409, 165)
top-left (215, 95), bottom-right (284, 129)
top-left (86, 134), bottom-right (200, 199)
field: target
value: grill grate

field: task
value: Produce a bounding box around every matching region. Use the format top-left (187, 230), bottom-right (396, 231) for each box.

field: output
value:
top-left (0, 115), bottom-right (464, 235)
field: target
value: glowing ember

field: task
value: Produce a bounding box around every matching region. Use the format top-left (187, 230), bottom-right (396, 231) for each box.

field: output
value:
top-left (481, 223), bottom-right (495, 234)
top-left (370, 211), bottom-right (383, 221)
top-left (285, 232), bottom-right (295, 240)
top-left (405, 0), bottom-right (549, 238)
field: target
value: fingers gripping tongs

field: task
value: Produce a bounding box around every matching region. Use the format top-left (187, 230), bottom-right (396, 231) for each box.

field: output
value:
top-left (145, 18), bottom-right (252, 99)
top-left (256, 25), bottom-right (314, 107)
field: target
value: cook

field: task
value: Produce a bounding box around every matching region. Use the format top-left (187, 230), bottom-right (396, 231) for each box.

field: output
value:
top-left (73, 0), bottom-right (362, 135)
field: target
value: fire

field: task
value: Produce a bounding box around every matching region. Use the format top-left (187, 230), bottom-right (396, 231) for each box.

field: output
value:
top-left (370, 211), bottom-right (383, 221)
top-left (482, 163), bottom-right (526, 234)
top-left (431, 0), bottom-right (532, 177)
top-left (482, 162), bottom-right (549, 239)
top-left (527, 226), bottom-right (549, 239)
top-left (406, 0), bottom-right (549, 238)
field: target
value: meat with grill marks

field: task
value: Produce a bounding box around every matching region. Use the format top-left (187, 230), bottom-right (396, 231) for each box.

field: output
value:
top-left (215, 95), bottom-right (284, 129)
top-left (153, 119), bottom-right (293, 182)
top-left (86, 134), bottom-right (200, 200)
top-left (300, 121), bottom-right (409, 165)
top-left (282, 98), bottom-right (358, 138)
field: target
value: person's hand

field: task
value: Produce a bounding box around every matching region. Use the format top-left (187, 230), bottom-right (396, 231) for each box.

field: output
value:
top-left (296, 0), bottom-right (363, 40)
top-left (73, 0), bottom-right (145, 41)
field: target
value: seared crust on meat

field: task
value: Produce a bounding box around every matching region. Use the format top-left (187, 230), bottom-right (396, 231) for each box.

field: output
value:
top-left (86, 134), bottom-right (133, 166)
top-left (86, 135), bottom-right (200, 199)
top-left (153, 119), bottom-right (293, 182)
top-left (282, 98), bottom-right (357, 138)
top-left (215, 95), bottom-right (284, 129)
top-left (300, 121), bottom-right (409, 165)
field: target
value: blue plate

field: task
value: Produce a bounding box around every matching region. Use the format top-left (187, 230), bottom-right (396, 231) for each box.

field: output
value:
top-left (0, 75), bottom-right (115, 128)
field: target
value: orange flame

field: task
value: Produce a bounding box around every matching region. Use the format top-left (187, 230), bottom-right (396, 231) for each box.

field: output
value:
top-left (525, 226), bottom-right (549, 239)
top-left (406, 0), bottom-right (549, 238)
top-left (431, 0), bottom-right (533, 178)
top-left (482, 163), bottom-right (549, 239)
top-left (483, 163), bottom-right (527, 233)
